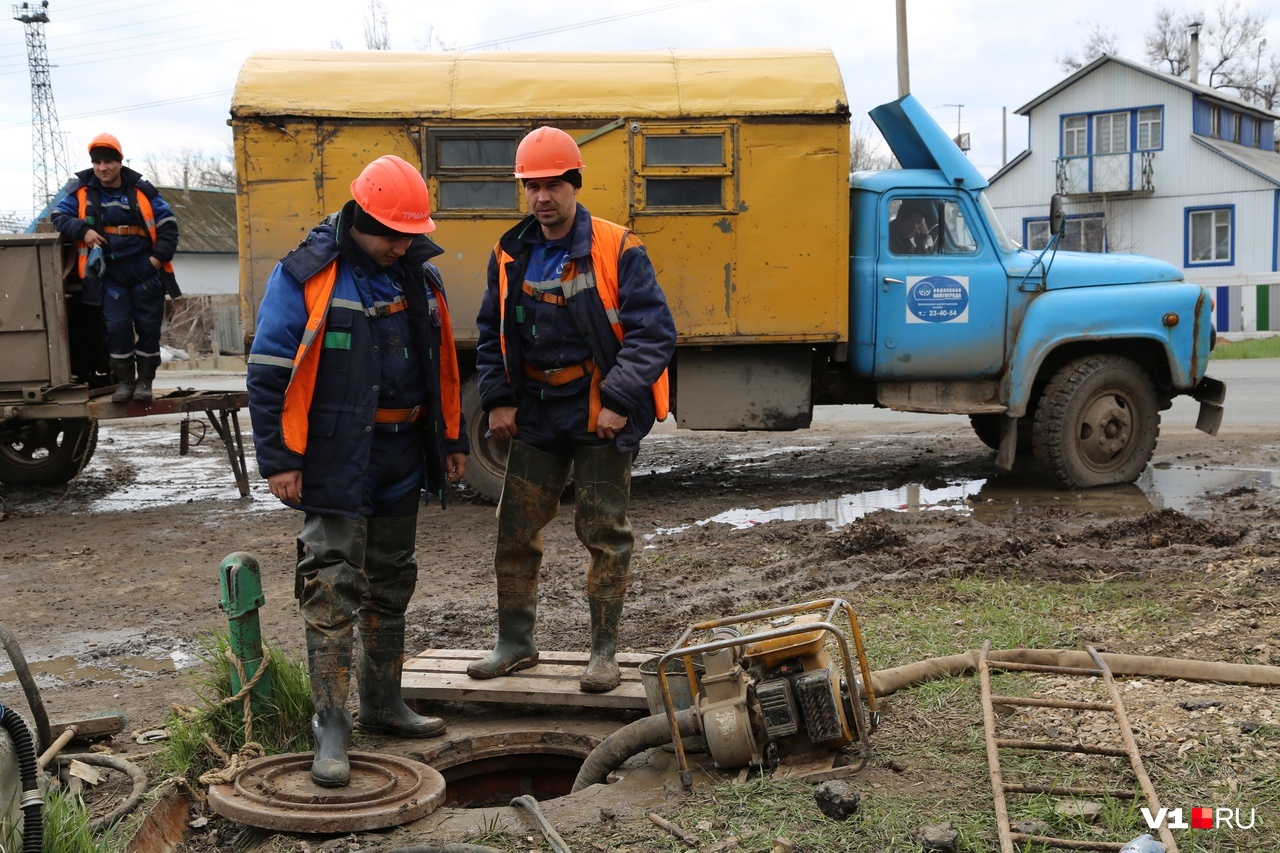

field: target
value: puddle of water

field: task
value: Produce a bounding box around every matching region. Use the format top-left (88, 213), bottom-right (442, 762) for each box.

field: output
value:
top-left (647, 465), bottom-right (1274, 537)
top-left (0, 651), bottom-right (185, 684)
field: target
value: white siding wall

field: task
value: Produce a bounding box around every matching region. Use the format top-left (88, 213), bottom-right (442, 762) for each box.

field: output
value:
top-left (171, 253), bottom-right (238, 296)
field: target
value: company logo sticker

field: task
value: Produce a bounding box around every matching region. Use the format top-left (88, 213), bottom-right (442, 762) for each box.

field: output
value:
top-left (906, 275), bottom-right (969, 324)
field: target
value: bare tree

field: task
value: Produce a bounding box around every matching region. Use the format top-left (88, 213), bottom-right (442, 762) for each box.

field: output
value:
top-left (140, 144), bottom-right (235, 191)
top-left (1058, 21), bottom-right (1121, 73)
top-left (851, 123), bottom-right (896, 172)
top-left (364, 0), bottom-right (390, 51)
top-left (413, 25), bottom-right (456, 52)
top-left (1144, 6), bottom-right (1193, 76)
top-left (1142, 1), bottom-right (1277, 105)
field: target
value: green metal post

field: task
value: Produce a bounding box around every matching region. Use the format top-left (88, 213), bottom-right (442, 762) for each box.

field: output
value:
top-left (218, 552), bottom-right (273, 712)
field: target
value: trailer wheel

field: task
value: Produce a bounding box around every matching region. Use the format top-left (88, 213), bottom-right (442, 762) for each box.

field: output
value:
top-left (461, 376), bottom-right (507, 503)
top-left (0, 418), bottom-right (98, 486)
top-left (1032, 355), bottom-right (1159, 489)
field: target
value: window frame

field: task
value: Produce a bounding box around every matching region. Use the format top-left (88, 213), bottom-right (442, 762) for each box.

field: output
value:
top-left (1023, 213), bottom-right (1107, 253)
top-left (1061, 114), bottom-right (1088, 158)
top-left (632, 124), bottom-right (736, 214)
top-left (1184, 205), bottom-right (1234, 267)
top-left (1136, 107), bottom-right (1163, 150)
top-left (423, 127), bottom-right (524, 216)
top-left (1093, 111), bottom-right (1129, 155)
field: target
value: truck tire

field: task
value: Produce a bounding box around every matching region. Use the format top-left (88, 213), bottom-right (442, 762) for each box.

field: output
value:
top-left (968, 414), bottom-right (1033, 453)
top-left (461, 376), bottom-right (507, 503)
top-left (0, 418), bottom-right (99, 486)
top-left (1032, 355), bottom-right (1159, 489)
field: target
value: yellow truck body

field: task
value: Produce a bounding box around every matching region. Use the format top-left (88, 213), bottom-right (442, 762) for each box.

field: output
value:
top-left (231, 47), bottom-right (850, 351)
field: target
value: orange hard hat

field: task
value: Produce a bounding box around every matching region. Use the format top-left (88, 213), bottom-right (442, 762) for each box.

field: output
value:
top-left (88, 132), bottom-right (123, 159)
top-left (513, 127), bottom-right (585, 179)
top-left (350, 155), bottom-right (436, 234)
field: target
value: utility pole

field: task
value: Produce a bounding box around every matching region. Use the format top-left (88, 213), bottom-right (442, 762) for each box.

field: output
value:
top-left (13, 0), bottom-right (70, 219)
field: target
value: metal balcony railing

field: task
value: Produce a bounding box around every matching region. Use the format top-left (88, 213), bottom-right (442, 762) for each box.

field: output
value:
top-left (1055, 150), bottom-right (1155, 196)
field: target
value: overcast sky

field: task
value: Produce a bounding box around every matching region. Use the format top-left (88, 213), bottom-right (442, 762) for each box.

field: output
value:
top-left (2, 0), bottom-right (1277, 220)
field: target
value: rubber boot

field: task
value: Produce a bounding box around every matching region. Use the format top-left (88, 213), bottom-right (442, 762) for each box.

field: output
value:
top-left (297, 513), bottom-right (366, 787)
top-left (467, 440), bottom-right (572, 680)
top-left (109, 357), bottom-right (135, 403)
top-left (133, 354), bottom-right (160, 403)
top-left (574, 444), bottom-right (634, 693)
top-left (357, 514), bottom-right (446, 738)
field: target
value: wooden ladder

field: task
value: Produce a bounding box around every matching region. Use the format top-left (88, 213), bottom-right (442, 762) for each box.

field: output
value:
top-left (978, 642), bottom-right (1178, 852)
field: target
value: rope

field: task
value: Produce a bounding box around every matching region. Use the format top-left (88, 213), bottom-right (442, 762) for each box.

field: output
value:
top-left (215, 647), bottom-right (269, 744)
top-left (171, 648), bottom-right (270, 787)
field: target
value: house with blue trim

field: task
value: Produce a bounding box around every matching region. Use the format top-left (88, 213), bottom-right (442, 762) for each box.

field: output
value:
top-left (987, 54), bottom-right (1280, 335)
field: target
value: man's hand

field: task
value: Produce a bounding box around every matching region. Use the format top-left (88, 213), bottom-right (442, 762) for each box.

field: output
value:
top-left (488, 406), bottom-right (518, 441)
top-left (445, 452), bottom-right (467, 484)
top-left (596, 407), bottom-right (628, 441)
top-left (267, 470), bottom-right (302, 504)
top-left (149, 256), bottom-right (162, 271)
top-left (84, 229), bottom-right (106, 249)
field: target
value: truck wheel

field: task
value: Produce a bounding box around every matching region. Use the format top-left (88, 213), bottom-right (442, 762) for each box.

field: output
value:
top-left (1032, 355), bottom-right (1159, 489)
top-left (0, 418), bottom-right (99, 486)
top-left (461, 376), bottom-right (507, 503)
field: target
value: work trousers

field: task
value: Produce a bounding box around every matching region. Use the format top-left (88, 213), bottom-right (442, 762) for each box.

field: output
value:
top-left (104, 275), bottom-right (164, 361)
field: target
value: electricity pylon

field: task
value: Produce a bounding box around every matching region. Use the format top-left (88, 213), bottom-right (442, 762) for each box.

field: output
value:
top-left (13, 0), bottom-right (71, 217)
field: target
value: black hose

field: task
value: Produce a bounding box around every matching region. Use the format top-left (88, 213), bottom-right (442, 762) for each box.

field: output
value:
top-left (52, 753), bottom-right (147, 832)
top-left (0, 623), bottom-right (51, 750)
top-left (510, 794), bottom-right (570, 853)
top-left (0, 702), bottom-right (42, 853)
top-left (571, 707), bottom-right (701, 793)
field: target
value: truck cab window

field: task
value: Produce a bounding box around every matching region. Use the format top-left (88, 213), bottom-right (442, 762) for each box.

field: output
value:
top-left (889, 198), bottom-right (977, 256)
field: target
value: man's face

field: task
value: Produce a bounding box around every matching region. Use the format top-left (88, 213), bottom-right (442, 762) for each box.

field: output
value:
top-left (350, 227), bottom-right (413, 268)
top-left (523, 177), bottom-right (579, 238)
top-left (92, 158), bottom-right (123, 188)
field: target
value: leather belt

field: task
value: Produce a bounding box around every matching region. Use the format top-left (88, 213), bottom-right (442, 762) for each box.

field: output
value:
top-left (375, 405), bottom-right (422, 424)
top-left (521, 282), bottom-right (567, 306)
top-left (524, 357), bottom-right (595, 387)
top-left (101, 225), bottom-right (149, 237)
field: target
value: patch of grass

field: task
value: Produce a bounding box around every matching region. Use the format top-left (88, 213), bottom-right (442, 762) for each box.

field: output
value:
top-left (155, 630), bottom-right (312, 783)
top-left (1211, 335), bottom-right (1280, 359)
top-left (39, 787), bottom-right (120, 852)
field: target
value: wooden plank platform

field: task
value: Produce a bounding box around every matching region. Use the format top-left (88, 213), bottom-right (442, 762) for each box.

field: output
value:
top-left (403, 649), bottom-right (652, 710)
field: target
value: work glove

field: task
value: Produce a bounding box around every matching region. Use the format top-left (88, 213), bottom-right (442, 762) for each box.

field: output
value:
top-left (87, 245), bottom-right (107, 278)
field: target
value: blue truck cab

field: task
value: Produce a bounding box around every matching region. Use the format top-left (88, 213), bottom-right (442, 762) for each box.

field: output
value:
top-left (847, 95), bottom-right (1225, 489)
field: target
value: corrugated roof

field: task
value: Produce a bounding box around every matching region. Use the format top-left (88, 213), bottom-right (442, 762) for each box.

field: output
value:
top-left (1192, 135), bottom-right (1280, 186)
top-left (161, 187), bottom-right (237, 254)
top-left (1015, 54), bottom-right (1280, 121)
top-left (231, 48), bottom-right (848, 120)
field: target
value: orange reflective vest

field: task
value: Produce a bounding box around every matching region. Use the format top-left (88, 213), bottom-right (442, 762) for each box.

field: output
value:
top-left (280, 260), bottom-right (461, 456)
top-left (495, 217), bottom-right (670, 430)
top-left (74, 185), bottom-right (176, 279)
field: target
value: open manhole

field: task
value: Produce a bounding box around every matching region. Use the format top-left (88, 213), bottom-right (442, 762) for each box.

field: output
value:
top-left (419, 730), bottom-right (600, 808)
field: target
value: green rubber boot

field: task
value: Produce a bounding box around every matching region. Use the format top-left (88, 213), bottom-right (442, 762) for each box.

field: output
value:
top-left (467, 440), bottom-right (572, 680)
top-left (574, 444), bottom-right (634, 693)
top-left (109, 357), bottom-right (135, 403)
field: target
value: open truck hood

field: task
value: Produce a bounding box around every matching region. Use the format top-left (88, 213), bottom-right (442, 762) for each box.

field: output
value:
top-left (870, 95), bottom-right (988, 191)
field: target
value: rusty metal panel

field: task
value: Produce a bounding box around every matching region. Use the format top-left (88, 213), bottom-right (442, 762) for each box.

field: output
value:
top-left (232, 48), bottom-right (847, 121)
top-left (675, 346), bottom-right (812, 430)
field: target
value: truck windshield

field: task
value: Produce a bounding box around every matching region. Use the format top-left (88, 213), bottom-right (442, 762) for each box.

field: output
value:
top-left (979, 192), bottom-right (1020, 252)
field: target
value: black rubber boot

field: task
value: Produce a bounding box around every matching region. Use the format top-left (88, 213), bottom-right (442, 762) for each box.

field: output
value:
top-left (467, 441), bottom-right (572, 680)
top-left (133, 354), bottom-right (160, 403)
top-left (357, 514), bottom-right (446, 738)
top-left (297, 513), bottom-right (366, 787)
top-left (574, 444), bottom-right (634, 693)
top-left (109, 357), bottom-right (135, 403)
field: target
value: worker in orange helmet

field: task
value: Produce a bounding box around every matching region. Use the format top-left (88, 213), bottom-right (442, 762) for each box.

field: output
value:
top-left (246, 154), bottom-right (468, 787)
top-left (469, 127), bottom-right (676, 693)
top-left (52, 132), bottom-right (180, 402)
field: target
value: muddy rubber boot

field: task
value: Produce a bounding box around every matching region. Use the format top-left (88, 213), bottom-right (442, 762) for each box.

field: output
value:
top-left (574, 444), bottom-right (634, 693)
top-left (133, 354), bottom-right (159, 403)
top-left (357, 515), bottom-right (446, 738)
top-left (467, 441), bottom-right (572, 680)
top-left (109, 357), bottom-right (135, 403)
top-left (297, 513), bottom-right (366, 787)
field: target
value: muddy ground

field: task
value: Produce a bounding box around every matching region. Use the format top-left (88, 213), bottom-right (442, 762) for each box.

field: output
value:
top-left (1, 410), bottom-right (1278, 850)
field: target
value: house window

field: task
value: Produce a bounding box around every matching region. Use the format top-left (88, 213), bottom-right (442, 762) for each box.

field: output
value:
top-left (1137, 107), bottom-right (1162, 149)
top-left (1062, 115), bottom-right (1087, 157)
top-left (425, 130), bottom-right (522, 212)
top-left (1232, 113), bottom-right (1243, 143)
top-left (1187, 207), bottom-right (1232, 264)
top-left (636, 126), bottom-right (733, 212)
top-left (1094, 112), bottom-right (1128, 154)
top-left (1210, 106), bottom-right (1221, 137)
top-left (1026, 215), bottom-right (1106, 253)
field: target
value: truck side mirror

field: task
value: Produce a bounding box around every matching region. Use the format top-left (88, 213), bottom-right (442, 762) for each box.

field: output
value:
top-left (1049, 193), bottom-right (1066, 237)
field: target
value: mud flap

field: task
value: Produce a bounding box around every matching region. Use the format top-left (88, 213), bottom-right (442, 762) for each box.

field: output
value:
top-left (994, 415), bottom-right (1017, 471)
top-left (1191, 376), bottom-right (1225, 437)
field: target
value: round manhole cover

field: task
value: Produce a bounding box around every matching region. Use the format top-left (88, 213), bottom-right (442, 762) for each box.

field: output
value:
top-left (208, 751), bottom-right (446, 832)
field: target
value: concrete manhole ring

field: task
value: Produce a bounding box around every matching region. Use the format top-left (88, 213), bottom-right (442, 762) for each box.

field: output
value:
top-left (207, 751), bottom-right (446, 832)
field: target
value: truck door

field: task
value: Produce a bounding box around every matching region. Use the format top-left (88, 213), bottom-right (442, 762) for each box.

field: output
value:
top-left (872, 196), bottom-right (1007, 379)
